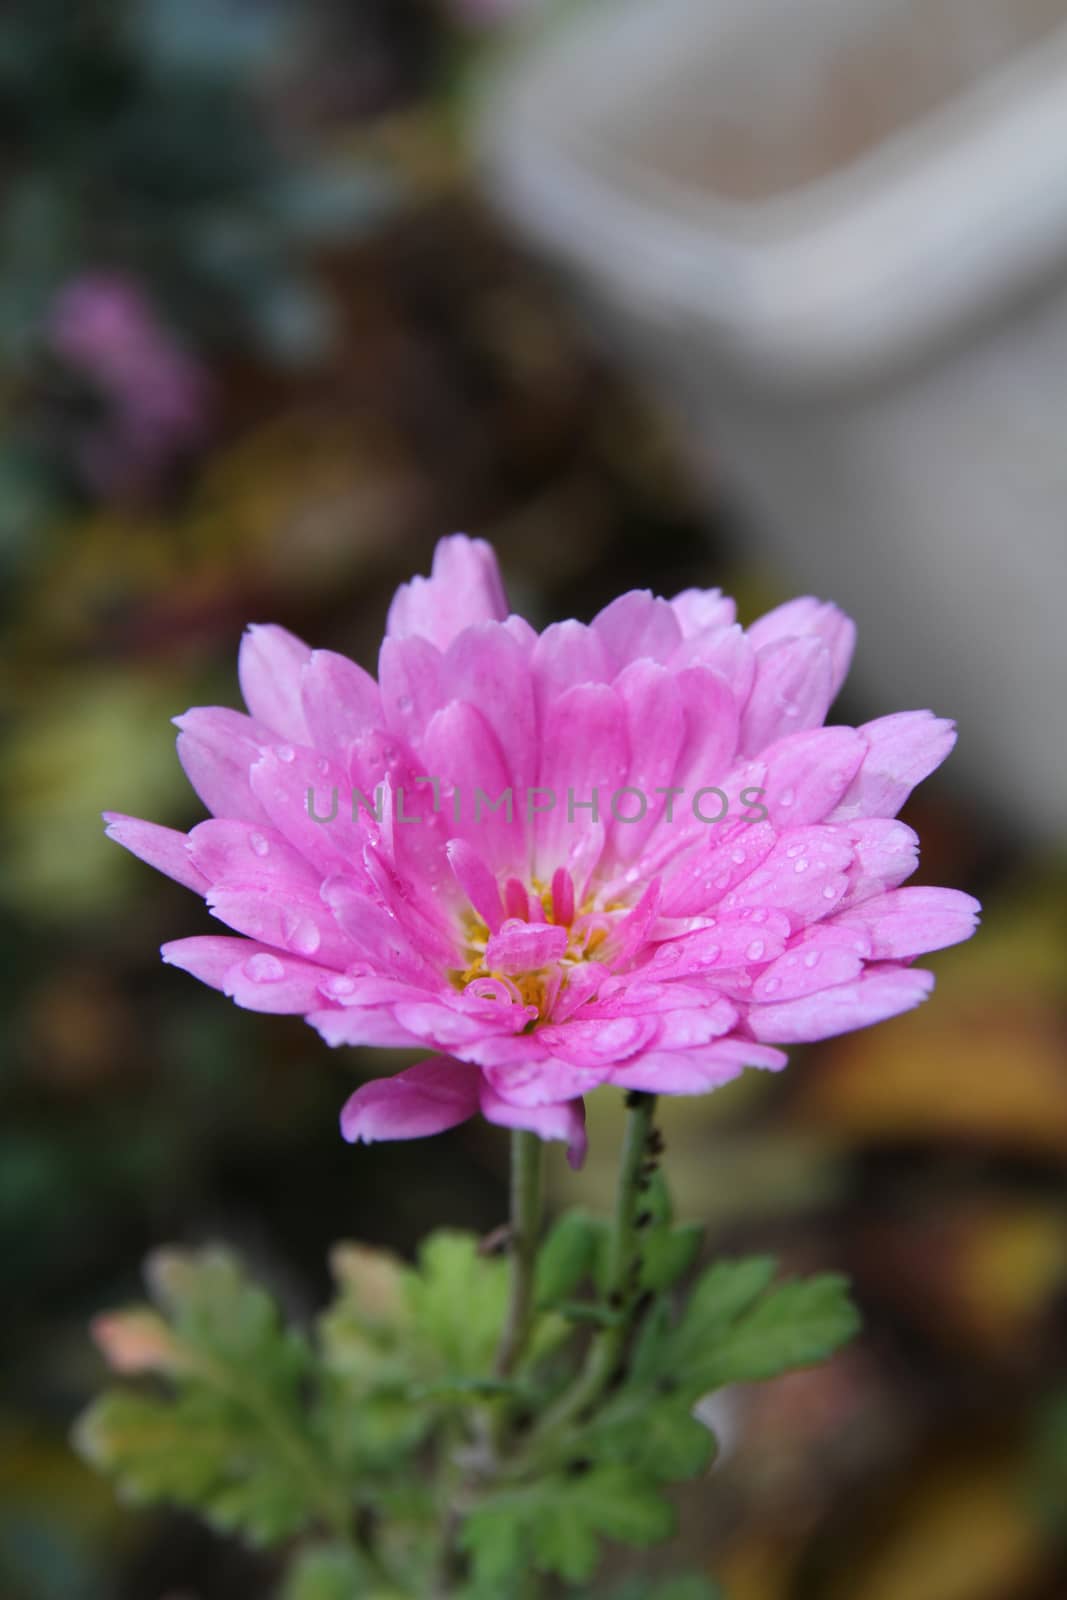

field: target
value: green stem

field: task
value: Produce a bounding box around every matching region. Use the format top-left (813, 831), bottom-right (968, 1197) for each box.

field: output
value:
top-left (495, 1130), bottom-right (545, 1379)
top-left (521, 1092), bottom-right (658, 1451)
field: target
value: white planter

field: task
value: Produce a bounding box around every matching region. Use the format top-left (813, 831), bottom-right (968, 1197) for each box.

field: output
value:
top-left (477, 0), bottom-right (1067, 838)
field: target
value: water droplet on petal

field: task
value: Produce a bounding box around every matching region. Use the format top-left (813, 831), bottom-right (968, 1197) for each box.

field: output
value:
top-left (794, 859), bottom-right (809, 874)
top-left (277, 745), bottom-right (296, 764)
top-left (245, 953), bottom-right (284, 983)
top-left (249, 832), bottom-right (270, 857)
top-left (822, 885), bottom-right (837, 900)
top-left (329, 974), bottom-right (358, 996)
top-left (624, 867), bottom-right (640, 885)
top-left (731, 848), bottom-right (746, 865)
top-left (762, 977), bottom-right (781, 995)
top-left (735, 972), bottom-right (752, 988)
top-left (746, 940), bottom-right (765, 961)
top-left (317, 758), bottom-right (331, 777)
top-left (779, 788), bottom-right (795, 809)
top-left (803, 951), bottom-right (820, 968)
top-left (786, 842), bottom-right (804, 858)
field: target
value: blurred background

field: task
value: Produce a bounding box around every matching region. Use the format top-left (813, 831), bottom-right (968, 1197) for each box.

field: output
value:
top-left (1, 1), bottom-right (1064, 1596)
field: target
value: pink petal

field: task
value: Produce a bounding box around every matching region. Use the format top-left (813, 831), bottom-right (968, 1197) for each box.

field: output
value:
top-left (749, 966), bottom-right (936, 1043)
top-left (485, 920), bottom-right (568, 973)
top-left (186, 818), bottom-right (321, 893)
top-left (531, 620), bottom-right (610, 716)
top-left (723, 826), bottom-right (854, 927)
top-left (447, 838), bottom-right (505, 932)
top-left (739, 636), bottom-right (835, 755)
top-left (539, 1013), bottom-right (658, 1066)
top-left (238, 624), bottom-right (313, 742)
top-left (161, 935), bottom-right (335, 1013)
top-left (310, 1006), bottom-right (425, 1048)
top-left (834, 887), bottom-right (981, 959)
top-left (759, 727), bottom-right (866, 827)
top-left (301, 650), bottom-right (382, 759)
top-left (386, 535), bottom-right (508, 650)
top-left (422, 701), bottom-right (523, 876)
top-left (752, 927), bottom-right (868, 1003)
top-left (442, 623), bottom-right (537, 795)
top-left (668, 588), bottom-right (736, 638)
top-left (104, 814), bottom-right (207, 893)
top-left (249, 746), bottom-right (370, 879)
top-left (206, 886), bottom-right (353, 968)
top-left (611, 661), bottom-right (685, 861)
top-left (378, 634), bottom-right (446, 742)
top-left (340, 1058), bottom-right (483, 1143)
top-left (837, 818), bottom-right (920, 908)
top-left (591, 591), bottom-right (682, 674)
top-left (747, 598), bottom-right (856, 701)
top-left (175, 707), bottom-right (273, 823)
top-left (610, 1038), bottom-right (786, 1093)
top-left (648, 907), bottom-right (792, 975)
top-left (479, 1083), bottom-right (588, 1168)
top-left (673, 622), bottom-right (756, 702)
top-left (831, 712), bottom-right (957, 820)
top-left (533, 682), bottom-right (627, 887)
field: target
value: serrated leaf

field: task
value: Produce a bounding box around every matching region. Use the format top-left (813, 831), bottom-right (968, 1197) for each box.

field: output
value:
top-left (588, 1391), bottom-right (716, 1483)
top-left (74, 1388), bottom-right (320, 1544)
top-left (536, 1210), bottom-right (599, 1308)
top-left (406, 1231), bottom-right (509, 1378)
top-left (686, 1272), bottom-right (860, 1392)
top-left (460, 1465), bottom-right (675, 1590)
top-left (75, 1247), bottom-right (350, 1547)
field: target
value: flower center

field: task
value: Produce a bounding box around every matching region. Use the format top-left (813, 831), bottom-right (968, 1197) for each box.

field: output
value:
top-left (449, 868), bottom-right (624, 1024)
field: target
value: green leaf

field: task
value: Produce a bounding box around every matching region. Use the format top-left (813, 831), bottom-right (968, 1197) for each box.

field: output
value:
top-left (280, 1543), bottom-right (374, 1600)
top-left (460, 1466), bottom-right (675, 1590)
top-left (75, 1388), bottom-right (319, 1544)
top-left (74, 1247), bottom-right (348, 1547)
top-left (536, 1210), bottom-right (599, 1308)
top-left (606, 1577), bottom-right (725, 1600)
top-left (640, 1223), bottom-right (704, 1295)
top-left (406, 1231), bottom-right (509, 1379)
top-left (587, 1390), bottom-right (716, 1483)
top-left (684, 1272), bottom-right (860, 1392)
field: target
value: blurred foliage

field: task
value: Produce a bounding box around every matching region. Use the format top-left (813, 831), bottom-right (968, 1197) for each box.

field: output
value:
top-left (77, 1231), bottom-right (852, 1594)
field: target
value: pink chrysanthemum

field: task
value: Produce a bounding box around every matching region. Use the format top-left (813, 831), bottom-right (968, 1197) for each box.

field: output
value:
top-left (107, 536), bottom-right (979, 1167)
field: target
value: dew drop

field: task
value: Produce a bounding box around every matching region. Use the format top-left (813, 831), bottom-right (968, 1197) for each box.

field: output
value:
top-left (779, 788), bottom-right (795, 809)
top-left (803, 951), bottom-right (820, 968)
top-left (762, 977), bottom-right (781, 995)
top-left (822, 885), bottom-right (837, 900)
top-left (277, 745), bottom-right (296, 764)
top-left (746, 939), bottom-right (765, 961)
top-left (249, 832), bottom-right (270, 857)
top-left (793, 859), bottom-right (809, 874)
top-left (735, 973), bottom-right (752, 988)
top-left (750, 909), bottom-right (768, 925)
top-left (317, 758), bottom-right (331, 777)
top-left (624, 867), bottom-right (640, 885)
top-left (786, 842), bottom-right (804, 859)
top-left (731, 848), bottom-right (746, 865)
top-left (245, 953), bottom-right (284, 983)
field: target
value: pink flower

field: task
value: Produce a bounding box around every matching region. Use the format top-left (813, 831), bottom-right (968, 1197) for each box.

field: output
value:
top-left (106, 536), bottom-right (979, 1167)
top-left (47, 272), bottom-right (210, 496)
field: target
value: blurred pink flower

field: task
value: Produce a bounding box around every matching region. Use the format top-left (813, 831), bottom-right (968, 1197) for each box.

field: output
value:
top-left (106, 536), bottom-right (979, 1166)
top-left (47, 273), bottom-right (211, 496)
